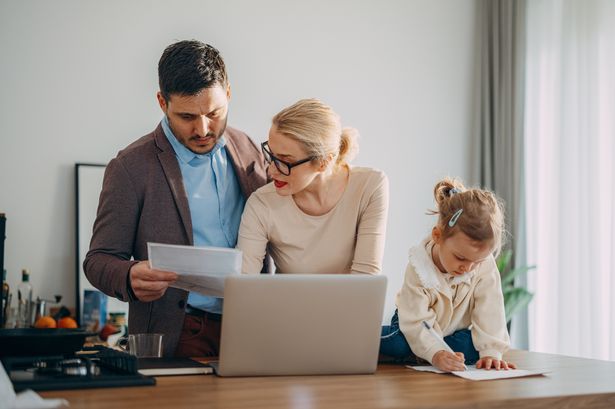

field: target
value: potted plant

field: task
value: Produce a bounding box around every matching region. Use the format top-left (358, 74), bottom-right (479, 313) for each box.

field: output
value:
top-left (496, 249), bottom-right (535, 324)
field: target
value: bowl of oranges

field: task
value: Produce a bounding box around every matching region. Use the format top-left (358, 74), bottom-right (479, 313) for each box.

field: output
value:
top-left (34, 315), bottom-right (78, 329)
top-left (1, 307), bottom-right (94, 357)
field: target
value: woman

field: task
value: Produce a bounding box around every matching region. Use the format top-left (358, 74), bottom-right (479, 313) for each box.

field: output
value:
top-left (237, 98), bottom-right (389, 274)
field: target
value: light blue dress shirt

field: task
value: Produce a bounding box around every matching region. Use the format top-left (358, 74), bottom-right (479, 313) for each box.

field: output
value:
top-left (161, 117), bottom-right (245, 314)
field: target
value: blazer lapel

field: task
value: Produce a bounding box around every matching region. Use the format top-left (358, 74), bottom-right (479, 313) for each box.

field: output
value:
top-left (153, 125), bottom-right (193, 243)
top-left (225, 131), bottom-right (254, 199)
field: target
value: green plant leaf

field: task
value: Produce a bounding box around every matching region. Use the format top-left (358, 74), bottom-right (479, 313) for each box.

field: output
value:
top-left (503, 287), bottom-right (534, 323)
top-left (496, 249), bottom-right (513, 273)
top-left (501, 265), bottom-right (536, 287)
top-left (496, 249), bottom-right (536, 323)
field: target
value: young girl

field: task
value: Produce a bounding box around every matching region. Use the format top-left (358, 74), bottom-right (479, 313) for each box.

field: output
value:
top-left (380, 178), bottom-right (515, 372)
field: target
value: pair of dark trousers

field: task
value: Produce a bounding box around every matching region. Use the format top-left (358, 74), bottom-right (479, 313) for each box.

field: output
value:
top-left (174, 310), bottom-right (222, 357)
top-left (379, 310), bottom-right (479, 364)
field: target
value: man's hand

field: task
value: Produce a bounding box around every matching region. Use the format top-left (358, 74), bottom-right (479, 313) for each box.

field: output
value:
top-left (476, 356), bottom-right (517, 370)
top-left (129, 260), bottom-right (178, 302)
top-left (432, 350), bottom-right (466, 372)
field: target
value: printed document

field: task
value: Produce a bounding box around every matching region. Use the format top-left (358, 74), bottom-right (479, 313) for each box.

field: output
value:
top-left (407, 365), bottom-right (549, 381)
top-left (148, 242), bottom-right (242, 297)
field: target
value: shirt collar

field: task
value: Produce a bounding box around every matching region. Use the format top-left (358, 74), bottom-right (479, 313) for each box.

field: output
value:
top-left (161, 116), bottom-right (226, 164)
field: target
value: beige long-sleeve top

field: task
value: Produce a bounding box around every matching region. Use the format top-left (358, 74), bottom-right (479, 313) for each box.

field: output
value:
top-left (396, 238), bottom-right (510, 363)
top-left (237, 167), bottom-right (389, 274)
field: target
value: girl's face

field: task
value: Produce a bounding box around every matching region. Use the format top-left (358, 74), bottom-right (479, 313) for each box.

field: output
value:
top-left (431, 228), bottom-right (493, 275)
top-left (266, 126), bottom-right (323, 196)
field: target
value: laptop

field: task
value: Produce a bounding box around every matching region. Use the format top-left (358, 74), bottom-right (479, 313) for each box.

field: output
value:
top-left (213, 274), bottom-right (387, 377)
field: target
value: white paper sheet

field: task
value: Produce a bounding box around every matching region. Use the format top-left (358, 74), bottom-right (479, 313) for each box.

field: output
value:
top-left (0, 360), bottom-right (16, 409)
top-left (14, 390), bottom-right (69, 409)
top-left (1, 362), bottom-right (69, 409)
top-left (147, 242), bottom-right (242, 297)
top-left (407, 364), bottom-right (549, 381)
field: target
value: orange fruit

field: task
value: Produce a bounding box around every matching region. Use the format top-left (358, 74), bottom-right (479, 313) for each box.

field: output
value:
top-left (57, 317), bottom-right (78, 329)
top-left (34, 316), bottom-right (57, 328)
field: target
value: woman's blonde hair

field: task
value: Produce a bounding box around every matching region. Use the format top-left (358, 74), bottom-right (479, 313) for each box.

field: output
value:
top-left (272, 98), bottom-right (359, 167)
top-left (429, 177), bottom-right (506, 257)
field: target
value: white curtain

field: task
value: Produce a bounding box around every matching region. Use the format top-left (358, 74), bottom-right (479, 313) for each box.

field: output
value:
top-left (525, 0), bottom-right (615, 360)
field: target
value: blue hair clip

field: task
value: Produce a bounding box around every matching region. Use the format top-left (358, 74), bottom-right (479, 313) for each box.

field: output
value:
top-left (449, 187), bottom-right (460, 196)
top-left (448, 209), bottom-right (463, 227)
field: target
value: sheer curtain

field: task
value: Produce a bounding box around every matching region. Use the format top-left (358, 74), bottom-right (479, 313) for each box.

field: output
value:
top-left (525, 0), bottom-right (615, 360)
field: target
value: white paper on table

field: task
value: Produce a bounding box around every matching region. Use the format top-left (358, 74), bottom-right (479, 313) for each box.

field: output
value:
top-left (147, 242), bottom-right (242, 297)
top-left (0, 360), bottom-right (16, 409)
top-left (408, 365), bottom-right (447, 374)
top-left (1, 362), bottom-right (69, 409)
top-left (14, 390), bottom-right (69, 409)
top-left (406, 365), bottom-right (549, 381)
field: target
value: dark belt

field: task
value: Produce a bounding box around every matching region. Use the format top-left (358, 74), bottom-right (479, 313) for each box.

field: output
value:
top-left (184, 305), bottom-right (222, 322)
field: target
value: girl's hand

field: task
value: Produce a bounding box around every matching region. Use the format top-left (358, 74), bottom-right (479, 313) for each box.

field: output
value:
top-left (476, 356), bottom-right (517, 370)
top-left (432, 350), bottom-right (466, 372)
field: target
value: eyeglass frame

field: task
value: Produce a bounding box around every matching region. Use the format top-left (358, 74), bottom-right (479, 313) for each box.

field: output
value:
top-left (261, 141), bottom-right (317, 176)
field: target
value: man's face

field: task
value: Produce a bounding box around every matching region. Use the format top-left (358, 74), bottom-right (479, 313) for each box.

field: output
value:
top-left (157, 85), bottom-right (230, 154)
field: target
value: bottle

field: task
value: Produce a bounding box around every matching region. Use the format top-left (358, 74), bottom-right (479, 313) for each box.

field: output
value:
top-left (2, 269), bottom-right (9, 327)
top-left (17, 268), bottom-right (33, 327)
top-left (107, 311), bottom-right (127, 346)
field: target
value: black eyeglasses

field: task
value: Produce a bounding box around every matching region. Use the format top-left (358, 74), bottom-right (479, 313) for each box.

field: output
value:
top-left (261, 141), bottom-right (316, 176)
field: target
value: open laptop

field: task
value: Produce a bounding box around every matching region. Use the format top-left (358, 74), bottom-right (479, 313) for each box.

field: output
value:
top-left (212, 274), bottom-right (387, 377)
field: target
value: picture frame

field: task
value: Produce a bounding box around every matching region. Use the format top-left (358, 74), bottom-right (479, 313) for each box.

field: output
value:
top-left (74, 163), bottom-right (128, 328)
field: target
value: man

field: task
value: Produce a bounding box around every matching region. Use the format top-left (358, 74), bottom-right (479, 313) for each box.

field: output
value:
top-left (84, 40), bottom-right (267, 357)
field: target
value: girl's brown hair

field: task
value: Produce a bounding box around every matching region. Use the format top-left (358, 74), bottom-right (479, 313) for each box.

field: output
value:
top-left (429, 177), bottom-right (506, 256)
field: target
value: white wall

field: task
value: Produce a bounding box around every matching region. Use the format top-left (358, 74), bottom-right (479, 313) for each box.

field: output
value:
top-left (0, 0), bottom-right (478, 321)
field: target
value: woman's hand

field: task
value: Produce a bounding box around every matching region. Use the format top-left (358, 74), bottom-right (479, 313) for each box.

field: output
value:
top-left (476, 356), bottom-right (517, 370)
top-left (432, 350), bottom-right (466, 372)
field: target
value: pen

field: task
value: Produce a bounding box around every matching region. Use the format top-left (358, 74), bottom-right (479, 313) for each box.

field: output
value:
top-left (422, 320), bottom-right (468, 371)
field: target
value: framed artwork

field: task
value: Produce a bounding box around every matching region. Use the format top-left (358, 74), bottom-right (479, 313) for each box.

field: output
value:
top-left (74, 163), bottom-right (128, 329)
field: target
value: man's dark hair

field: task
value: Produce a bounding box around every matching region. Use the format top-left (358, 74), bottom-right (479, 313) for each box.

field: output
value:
top-left (158, 40), bottom-right (228, 101)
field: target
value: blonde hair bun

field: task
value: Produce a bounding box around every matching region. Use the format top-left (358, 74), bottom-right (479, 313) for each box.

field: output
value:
top-left (338, 127), bottom-right (359, 164)
top-left (429, 177), bottom-right (506, 257)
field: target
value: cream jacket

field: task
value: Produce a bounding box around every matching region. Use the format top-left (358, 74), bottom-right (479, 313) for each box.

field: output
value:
top-left (396, 238), bottom-right (510, 363)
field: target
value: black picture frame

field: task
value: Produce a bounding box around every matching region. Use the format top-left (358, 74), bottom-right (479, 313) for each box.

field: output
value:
top-left (75, 163), bottom-right (106, 326)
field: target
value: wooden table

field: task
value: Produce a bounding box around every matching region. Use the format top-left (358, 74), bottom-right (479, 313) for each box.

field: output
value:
top-left (40, 350), bottom-right (615, 408)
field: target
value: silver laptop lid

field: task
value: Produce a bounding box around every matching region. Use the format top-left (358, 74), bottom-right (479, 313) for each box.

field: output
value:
top-left (217, 274), bottom-right (387, 376)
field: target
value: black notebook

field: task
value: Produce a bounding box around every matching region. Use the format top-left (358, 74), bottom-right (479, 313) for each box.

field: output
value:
top-left (137, 357), bottom-right (214, 376)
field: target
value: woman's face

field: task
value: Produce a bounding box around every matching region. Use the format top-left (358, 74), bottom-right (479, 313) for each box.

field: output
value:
top-left (266, 126), bottom-right (321, 196)
top-left (432, 229), bottom-right (493, 275)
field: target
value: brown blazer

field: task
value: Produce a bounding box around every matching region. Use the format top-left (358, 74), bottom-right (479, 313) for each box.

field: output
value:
top-left (84, 123), bottom-right (267, 356)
